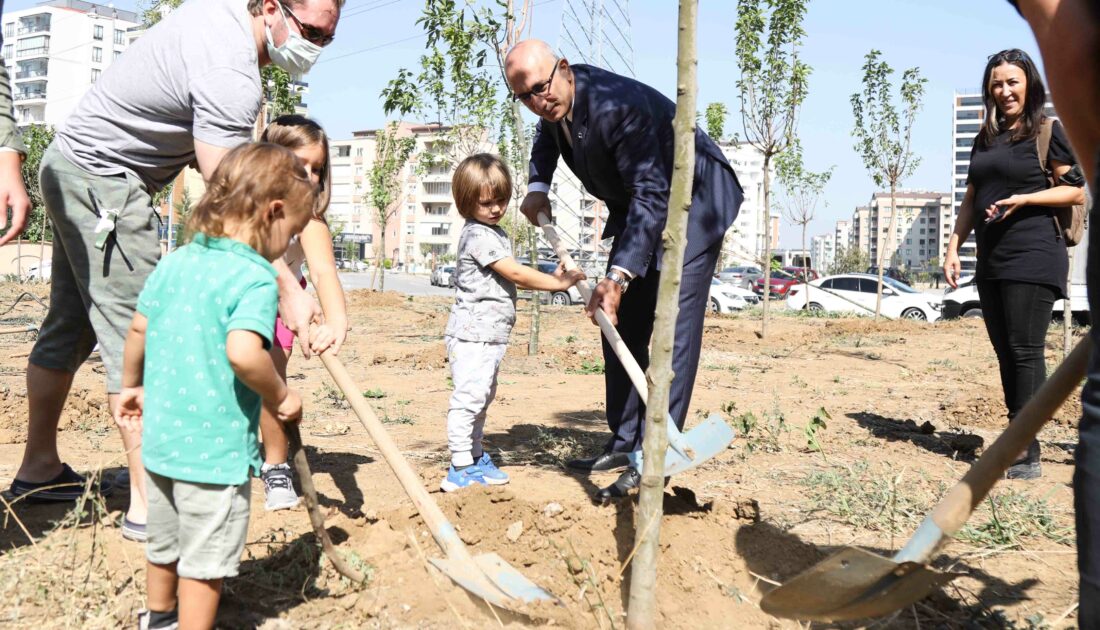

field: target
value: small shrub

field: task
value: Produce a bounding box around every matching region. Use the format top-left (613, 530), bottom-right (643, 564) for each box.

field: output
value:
top-left (363, 388), bottom-right (386, 399)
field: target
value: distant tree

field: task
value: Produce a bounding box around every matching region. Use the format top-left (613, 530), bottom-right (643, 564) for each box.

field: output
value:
top-left (775, 140), bottom-right (832, 299)
top-left (173, 186), bottom-right (193, 248)
top-left (830, 246), bottom-right (870, 275)
top-left (139, 0), bottom-right (183, 27)
top-left (735, 0), bottom-right (811, 338)
top-left (367, 123), bottom-right (416, 292)
top-left (261, 66), bottom-right (301, 121)
top-left (850, 49), bottom-right (926, 319)
top-left (704, 102), bottom-right (729, 142)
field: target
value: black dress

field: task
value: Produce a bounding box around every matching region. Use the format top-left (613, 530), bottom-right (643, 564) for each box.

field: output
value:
top-left (967, 118), bottom-right (1076, 298)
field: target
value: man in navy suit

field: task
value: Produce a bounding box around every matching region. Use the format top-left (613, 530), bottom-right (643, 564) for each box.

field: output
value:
top-left (505, 39), bottom-right (743, 501)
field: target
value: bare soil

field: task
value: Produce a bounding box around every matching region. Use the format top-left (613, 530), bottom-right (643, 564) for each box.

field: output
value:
top-left (0, 282), bottom-right (1084, 629)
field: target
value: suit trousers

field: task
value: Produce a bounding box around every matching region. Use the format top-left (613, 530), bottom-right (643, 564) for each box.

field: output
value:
top-left (601, 239), bottom-right (722, 454)
top-left (1077, 160), bottom-right (1100, 629)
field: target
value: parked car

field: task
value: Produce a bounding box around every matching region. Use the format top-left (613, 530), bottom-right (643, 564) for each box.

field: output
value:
top-left (516, 262), bottom-right (585, 305)
top-left (430, 265), bottom-right (455, 287)
top-left (782, 266), bottom-right (820, 283)
top-left (751, 269), bottom-right (799, 299)
top-left (786, 273), bottom-right (943, 321)
top-left (716, 265), bottom-right (763, 288)
top-left (866, 266), bottom-right (913, 286)
top-left (709, 279), bottom-right (748, 313)
top-left (940, 277), bottom-right (1090, 324)
top-left (722, 283), bottom-right (760, 305)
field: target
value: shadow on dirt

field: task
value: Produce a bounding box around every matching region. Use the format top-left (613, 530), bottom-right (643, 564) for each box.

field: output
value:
top-left (848, 412), bottom-right (983, 462)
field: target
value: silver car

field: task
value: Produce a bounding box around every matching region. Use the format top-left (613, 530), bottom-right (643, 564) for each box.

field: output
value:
top-left (717, 265), bottom-right (763, 288)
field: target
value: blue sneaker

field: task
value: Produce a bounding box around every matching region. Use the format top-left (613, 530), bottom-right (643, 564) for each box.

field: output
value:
top-left (440, 465), bottom-right (488, 492)
top-left (475, 453), bottom-right (509, 485)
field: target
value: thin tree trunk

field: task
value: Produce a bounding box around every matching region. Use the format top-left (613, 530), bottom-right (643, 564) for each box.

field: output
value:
top-left (875, 182), bottom-right (898, 319)
top-left (378, 231), bottom-right (386, 292)
top-left (760, 155), bottom-right (772, 337)
top-left (38, 212), bottom-right (46, 283)
top-left (1064, 252), bottom-right (1074, 359)
top-left (800, 223), bottom-right (807, 309)
top-left (527, 224), bottom-right (540, 355)
top-left (626, 1), bottom-right (696, 627)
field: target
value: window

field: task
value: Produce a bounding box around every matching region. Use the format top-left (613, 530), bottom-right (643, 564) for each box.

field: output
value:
top-left (959, 96), bottom-right (983, 107)
top-left (956, 109), bottom-right (982, 120)
top-left (91, 68), bottom-right (100, 82)
top-left (405, 224), bottom-right (414, 235)
top-left (355, 147), bottom-right (363, 157)
top-left (93, 25), bottom-right (103, 40)
top-left (114, 29), bottom-right (125, 45)
top-left (2, 44), bottom-right (10, 59)
top-left (114, 50), bottom-right (121, 60)
top-left (956, 136), bottom-right (974, 148)
top-left (956, 123), bottom-right (980, 134)
top-left (956, 151), bottom-right (970, 161)
top-left (332, 145), bottom-right (350, 158)
top-left (859, 278), bottom-right (884, 293)
top-left (92, 47), bottom-right (102, 63)
top-left (832, 277), bottom-right (859, 292)
top-left (3, 23), bottom-right (12, 39)
top-left (430, 224), bottom-right (450, 236)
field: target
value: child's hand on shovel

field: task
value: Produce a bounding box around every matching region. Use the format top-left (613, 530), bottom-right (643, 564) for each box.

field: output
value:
top-left (276, 389), bottom-right (303, 424)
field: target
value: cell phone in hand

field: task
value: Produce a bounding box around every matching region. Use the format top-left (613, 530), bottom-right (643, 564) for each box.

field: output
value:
top-left (985, 205), bottom-right (1004, 223)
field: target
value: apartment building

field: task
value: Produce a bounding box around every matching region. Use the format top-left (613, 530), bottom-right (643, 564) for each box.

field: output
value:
top-left (718, 141), bottom-right (773, 266)
top-left (951, 90), bottom-right (1056, 269)
top-left (834, 219), bottom-right (851, 254)
top-left (811, 233), bottom-right (834, 271)
top-left (852, 191), bottom-right (952, 269)
top-left (2, 0), bottom-right (139, 127)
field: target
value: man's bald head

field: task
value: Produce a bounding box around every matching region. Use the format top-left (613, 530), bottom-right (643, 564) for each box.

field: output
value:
top-left (505, 39), bottom-right (573, 123)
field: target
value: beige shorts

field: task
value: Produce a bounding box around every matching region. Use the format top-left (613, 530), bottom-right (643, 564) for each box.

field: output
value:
top-left (145, 469), bottom-right (251, 580)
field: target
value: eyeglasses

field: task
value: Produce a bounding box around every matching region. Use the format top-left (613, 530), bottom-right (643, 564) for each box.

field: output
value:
top-left (280, 1), bottom-right (335, 47)
top-left (513, 59), bottom-right (560, 103)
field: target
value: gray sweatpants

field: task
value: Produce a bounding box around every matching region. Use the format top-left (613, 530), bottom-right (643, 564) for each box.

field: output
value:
top-left (445, 336), bottom-right (507, 467)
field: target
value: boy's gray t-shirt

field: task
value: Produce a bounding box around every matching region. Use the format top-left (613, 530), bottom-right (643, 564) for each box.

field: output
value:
top-left (445, 220), bottom-right (517, 344)
top-left (56, 0), bottom-right (261, 192)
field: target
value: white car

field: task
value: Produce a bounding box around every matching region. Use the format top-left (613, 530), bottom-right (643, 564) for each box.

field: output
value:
top-left (709, 279), bottom-right (749, 313)
top-left (430, 265), bottom-right (455, 287)
top-left (786, 273), bottom-right (943, 321)
top-left (718, 281), bottom-right (761, 305)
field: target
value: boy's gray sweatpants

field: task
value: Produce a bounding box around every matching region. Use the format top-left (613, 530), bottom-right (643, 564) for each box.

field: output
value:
top-left (445, 336), bottom-right (507, 466)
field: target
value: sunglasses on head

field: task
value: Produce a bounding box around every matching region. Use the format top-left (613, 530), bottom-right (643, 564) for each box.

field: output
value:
top-left (279, 1), bottom-right (335, 47)
top-left (988, 49), bottom-right (1031, 64)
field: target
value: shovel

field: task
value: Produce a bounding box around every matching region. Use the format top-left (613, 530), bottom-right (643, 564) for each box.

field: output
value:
top-left (319, 352), bottom-right (556, 610)
top-left (537, 214), bottom-right (735, 475)
top-left (760, 337), bottom-right (1090, 622)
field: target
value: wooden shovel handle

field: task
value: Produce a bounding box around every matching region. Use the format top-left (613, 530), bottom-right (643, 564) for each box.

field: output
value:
top-left (930, 337), bottom-right (1090, 535)
top-left (536, 214), bottom-right (650, 398)
top-left (284, 421), bottom-right (366, 582)
top-left (319, 352), bottom-right (476, 565)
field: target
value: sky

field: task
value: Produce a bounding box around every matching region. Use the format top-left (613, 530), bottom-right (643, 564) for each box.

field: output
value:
top-left (6, 0), bottom-right (1039, 247)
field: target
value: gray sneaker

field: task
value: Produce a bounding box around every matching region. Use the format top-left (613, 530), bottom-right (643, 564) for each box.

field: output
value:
top-left (261, 463), bottom-right (300, 511)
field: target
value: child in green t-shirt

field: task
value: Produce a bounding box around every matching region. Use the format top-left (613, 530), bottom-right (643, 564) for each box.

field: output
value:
top-left (114, 143), bottom-right (318, 630)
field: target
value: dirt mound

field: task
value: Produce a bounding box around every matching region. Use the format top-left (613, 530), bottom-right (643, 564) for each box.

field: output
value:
top-left (941, 392), bottom-right (1006, 430)
top-left (302, 486), bottom-right (780, 628)
top-left (344, 289), bottom-right (411, 311)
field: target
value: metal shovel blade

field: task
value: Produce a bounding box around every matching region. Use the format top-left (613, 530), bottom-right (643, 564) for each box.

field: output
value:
top-left (759, 547), bottom-right (960, 622)
top-left (430, 552), bottom-right (556, 606)
top-left (628, 413), bottom-right (736, 476)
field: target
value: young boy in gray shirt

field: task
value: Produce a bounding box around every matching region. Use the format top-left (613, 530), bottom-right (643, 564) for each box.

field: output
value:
top-left (441, 154), bottom-right (586, 492)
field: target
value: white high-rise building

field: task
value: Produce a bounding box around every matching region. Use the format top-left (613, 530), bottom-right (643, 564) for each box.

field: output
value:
top-left (950, 91), bottom-right (1056, 270)
top-left (2, 0), bottom-right (139, 127)
top-left (859, 191), bottom-right (952, 270)
top-left (834, 219), bottom-right (851, 255)
top-left (719, 141), bottom-right (771, 266)
top-left (811, 233), bottom-right (834, 271)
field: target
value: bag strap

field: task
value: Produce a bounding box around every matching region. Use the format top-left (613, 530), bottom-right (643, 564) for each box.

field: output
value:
top-left (1037, 117), bottom-right (1054, 183)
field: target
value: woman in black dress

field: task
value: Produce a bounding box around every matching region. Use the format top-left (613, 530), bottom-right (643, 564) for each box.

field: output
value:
top-left (943, 48), bottom-right (1086, 479)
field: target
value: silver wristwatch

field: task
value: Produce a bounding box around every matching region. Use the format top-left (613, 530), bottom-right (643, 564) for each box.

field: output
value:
top-left (605, 269), bottom-right (630, 293)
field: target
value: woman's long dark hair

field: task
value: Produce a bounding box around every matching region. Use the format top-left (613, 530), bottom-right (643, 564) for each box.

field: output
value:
top-left (977, 49), bottom-right (1047, 148)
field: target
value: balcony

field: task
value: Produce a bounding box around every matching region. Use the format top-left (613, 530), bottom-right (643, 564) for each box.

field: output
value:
top-left (15, 88), bottom-right (47, 102)
top-left (17, 15), bottom-right (50, 36)
top-left (16, 46), bottom-right (49, 59)
top-left (15, 62), bottom-right (47, 81)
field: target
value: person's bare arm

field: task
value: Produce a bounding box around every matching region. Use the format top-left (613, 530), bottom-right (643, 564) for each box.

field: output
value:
top-left (943, 185), bottom-right (977, 288)
top-left (193, 139), bottom-right (231, 182)
top-left (0, 152), bottom-right (30, 247)
top-left (1016, 0), bottom-right (1100, 184)
top-left (299, 220), bottom-right (348, 354)
top-left (115, 313), bottom-right (148, 433)
top-left (487, 257), bottom-right (586, 291)
top-left (226, 329), bottom-right (301, 422)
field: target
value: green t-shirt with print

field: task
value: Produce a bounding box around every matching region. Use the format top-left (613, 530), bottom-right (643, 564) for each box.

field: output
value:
top-left (137, 233), bottom-right (278, 485)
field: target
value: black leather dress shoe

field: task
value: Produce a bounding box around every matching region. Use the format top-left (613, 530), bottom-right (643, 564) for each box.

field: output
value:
top-left (566, 451), bottom-right (631, 473)
top-left (594, 468), bottom-right (641, 503)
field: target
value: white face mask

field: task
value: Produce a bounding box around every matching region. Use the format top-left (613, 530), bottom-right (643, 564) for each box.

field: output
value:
top-left (264, 3), bottom-right (323, 80)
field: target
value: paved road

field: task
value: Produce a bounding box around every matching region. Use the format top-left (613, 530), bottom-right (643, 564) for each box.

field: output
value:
top-left (339, 271), bottom-right (455, 297)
